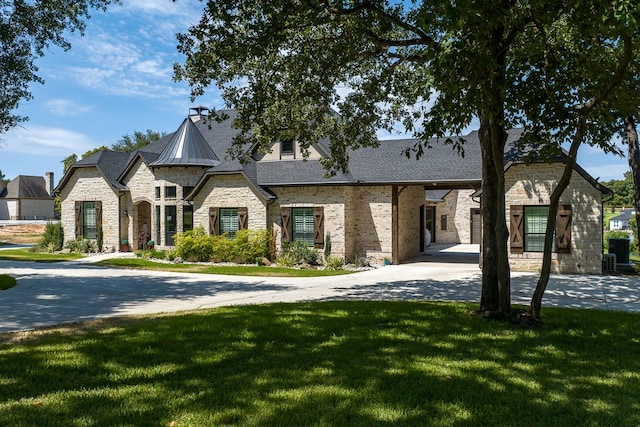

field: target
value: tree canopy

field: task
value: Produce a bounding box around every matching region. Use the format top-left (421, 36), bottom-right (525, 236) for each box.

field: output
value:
top-left (112, 130), bottom-right (166, 153)
top-left (175, 1), bottom-right (640, 315)
top-left (0, 0), bottom-right (119, 134)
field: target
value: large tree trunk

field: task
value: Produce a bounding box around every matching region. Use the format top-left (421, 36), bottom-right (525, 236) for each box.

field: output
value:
top-left (530, 117), bottom-right (586, 319)
top-left (478, 114), bottom-right (511, 315)
top-left (625, 113), bottom-right (640, 247)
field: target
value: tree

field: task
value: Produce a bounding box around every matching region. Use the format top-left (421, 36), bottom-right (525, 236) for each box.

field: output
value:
top-left (0, 169), bottom-right (8, 184)
top-left (624, 113), bottom-right (640, 252)
top-left (0, 0), bottom-right (119, 135)
top-left (112, 130), bottom-right (166, 152)
top-left (176, 1), bottom-right (590, 315)
top-left (61, 154), bottom-right (77, 175)
top-left (504, 7), bottom-right (639, 319)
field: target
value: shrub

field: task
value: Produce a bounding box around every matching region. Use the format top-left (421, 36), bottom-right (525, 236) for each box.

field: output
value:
top-left (323, 254), bottom-right (344, 270)
top-left (174, 227), bottom-right (273, 264)
top-left (66, 238), bottom-right (97, 254)
top-left (173, 227), bottom-right (213, 262)
top-left (324, 232), bottom-right (332, 259)
top-left (40, 222), bottom-right (63, 252)
top-left (278, 241), bottom-right (319, 266)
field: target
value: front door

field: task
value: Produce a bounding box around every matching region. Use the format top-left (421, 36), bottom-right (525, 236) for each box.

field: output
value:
top-left (471, 208), bottom-right (481, 244)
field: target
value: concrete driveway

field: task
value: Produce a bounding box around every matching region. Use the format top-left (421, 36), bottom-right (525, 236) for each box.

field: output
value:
top-left (1, 245), bottom-right (639, 333)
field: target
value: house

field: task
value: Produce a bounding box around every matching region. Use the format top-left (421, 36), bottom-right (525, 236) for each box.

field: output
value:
top-left (0, 173), bottom-right (56, 220)
top-left (609, 209), bottom-right (634, 231)
top-left (56, 108), bottom-right (612, 274)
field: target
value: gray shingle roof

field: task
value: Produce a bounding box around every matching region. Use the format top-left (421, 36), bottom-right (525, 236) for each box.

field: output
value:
top-left (5, 175), bottom-right (51, 198)
top-left (611, 210), bottom-right (634, 221)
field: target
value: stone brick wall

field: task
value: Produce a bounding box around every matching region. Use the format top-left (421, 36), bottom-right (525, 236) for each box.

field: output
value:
top-left (193, 174), bottom-right (268, 234)
top-left (351, 185), bottom-right (392, 262)
top-left (398, 185), bottom-right (427, 260)
top-left (426, 189), bottom-right (478, 244)
top-left (59, 168), bottom-right (120, 249)
top-left (505, 163), bottom-right (604, 274)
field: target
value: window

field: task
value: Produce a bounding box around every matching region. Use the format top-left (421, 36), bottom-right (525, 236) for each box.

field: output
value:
top-left (165, 205), bottom-right (176, 246)
top-left (440, 214), bottom-right (448, 231)
top-left (155, 186), bottom-right (160, 199)
top-left (524, 206), bottom-right (554, 252)
top-left (183, 186), bottom-right (194, 199)
top-left (220, 208), bottom-right (239, 236)
top-left (155, 205), bottom-right (161, 245)
top-left (183, 205), bottom-right (193, 232)
top-left (281, 139), bottom-right (294, 154)
top-left (292, 207), bottom-right (315, 245)
top-left (510, 205), bottom-right (572, 254)
top-left (209, 207), bottom-right (248, 236)
top-left (75, 201), bottom-right (102, 239)
top-left (165, 186), bottom-right (176, 199)
top-left (83, 202), bottom-right (97, 239)
top-left (281, 206), bottom-right (324, 247)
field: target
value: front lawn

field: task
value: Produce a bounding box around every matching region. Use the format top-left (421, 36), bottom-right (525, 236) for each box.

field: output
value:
top-left (0, 249), bottom-right (83, 263)
top-left (1, 301), bottom-right (638, 426)
top-left (94, 257), bottom-right (354, 277)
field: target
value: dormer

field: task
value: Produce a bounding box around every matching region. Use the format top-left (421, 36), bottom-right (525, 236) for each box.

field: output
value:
top-left (255, 138), bottom-right (330, 162)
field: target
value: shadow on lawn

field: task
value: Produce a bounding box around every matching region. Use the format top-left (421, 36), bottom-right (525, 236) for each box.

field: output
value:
top-left (1, 301), bottom-right (639, 426)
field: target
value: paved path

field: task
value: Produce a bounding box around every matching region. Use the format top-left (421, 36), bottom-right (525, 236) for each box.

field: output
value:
top-left (1, 247), bottom-right (639, 333)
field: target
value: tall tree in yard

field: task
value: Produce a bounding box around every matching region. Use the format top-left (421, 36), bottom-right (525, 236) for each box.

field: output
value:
top-left (0, 0), bottom-right (119, 135)
top-left (624, 113), bottom-right (640, 250)
top-left (505, 5), bottom-right (640, 319)
top-left (174, 1), bottom-right (632, 315)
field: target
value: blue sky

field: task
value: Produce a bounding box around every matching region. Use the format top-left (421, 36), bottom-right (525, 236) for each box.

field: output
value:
top-left (0, 0), bottom-right (630, 186)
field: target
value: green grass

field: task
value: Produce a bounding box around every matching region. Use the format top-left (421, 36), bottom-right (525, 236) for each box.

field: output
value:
top-left (0, 249), bottom-right (84, 263)
top-left (0, 274), bottom-right (16, 290)
top-left (94, 257), bottom-right (353, 277)
top-left (1, 301), bottom-right (638, 426)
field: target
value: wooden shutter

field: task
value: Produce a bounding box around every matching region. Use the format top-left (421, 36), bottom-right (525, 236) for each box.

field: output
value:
top-left (238, 207), bottom-right (248, 230)
top-left (510, 205), bottom-right (524, 254)
top-left (209, 207), bottom-right (219, 235)
top-left (95, 201), bottom-right (102, 226)
top-left (556, 204), bottom-right (572, 254)
top-left (281, 207), bottom-right (292, 243)
top-left (313, 206), bottom-right (324, 247)
top-left (75, 201), bottom-right (83, 238)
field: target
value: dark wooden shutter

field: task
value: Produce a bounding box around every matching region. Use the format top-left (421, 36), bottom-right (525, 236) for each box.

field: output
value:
top-left (556, 204), bottom-right (572, 254)
top-left (95, 201), bottom-right (102, 226)
top-left (313, 206), bottom-right (324, 247)
top-left (510, 205), bottom-right (524, 254)
top-left (209, 207), bottom-right (219, 235)
top-left (238, 207), bottom-right (248, 230)
top-left (281, 207), bottom-right (292, 243)
top-left (75, 201), bottom-right (83, 238)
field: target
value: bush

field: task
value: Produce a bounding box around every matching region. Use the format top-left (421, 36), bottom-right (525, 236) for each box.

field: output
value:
top-left (66, 238), bottom-right (97, 254)
top-left (323, 254), bottom-right (344, 270)
top-left (40, 222), bottom-right (63, 252)
top-left (173, 227), bottom-right (273, 264)
top-left (277, 241), bottom-right (319, 266)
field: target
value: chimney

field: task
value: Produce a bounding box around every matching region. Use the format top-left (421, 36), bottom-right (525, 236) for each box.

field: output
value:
top-left (45, 172), bottom-right (54, 196)
top-left (189, 106), bottom-right (209, 122)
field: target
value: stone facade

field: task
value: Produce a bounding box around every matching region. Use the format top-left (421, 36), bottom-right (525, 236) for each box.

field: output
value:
top-left (59, 168), bottom-right (120, 249)
top-left (505, 163), bottom-right (604, 274)
top-left (398, 185), bottom-right (427, 261)
top-left (426, 189), bottom-right (478, 244)
top-left (193, 174), bottom-right (269, 234)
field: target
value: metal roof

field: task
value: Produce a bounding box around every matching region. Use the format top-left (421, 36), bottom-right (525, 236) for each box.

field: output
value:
top-left (150, 118), bottom-right (220, 167)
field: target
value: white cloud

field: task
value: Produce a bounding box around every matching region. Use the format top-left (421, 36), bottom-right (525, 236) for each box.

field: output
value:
top-left (45, 99), bottom-right (94, 116)
top-left (4, 126), bottom-right (95, 156)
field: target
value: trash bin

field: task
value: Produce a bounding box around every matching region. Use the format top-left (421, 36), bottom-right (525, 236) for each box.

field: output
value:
top-left (609, 238), bottom-right (630, 264)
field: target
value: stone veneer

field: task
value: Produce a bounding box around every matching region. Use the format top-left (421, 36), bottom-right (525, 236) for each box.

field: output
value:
top-left (192, 174), bottom-right (269, 235)
top-left (59, 168), bottom-right (120, 250)
top-left (398, 185), bottom-right (428, 261)
top-left (426, 189), bottom-right (478, 244)
top-left (505, 163), bottom-right (604, 274)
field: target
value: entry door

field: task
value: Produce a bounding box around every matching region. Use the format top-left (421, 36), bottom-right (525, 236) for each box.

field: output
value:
top-left (471, 208), bottom-right (481, 244)
top-left (425, 206), bottom-right (436, 243)
top-left (165, 205), bottom-right (177, 246)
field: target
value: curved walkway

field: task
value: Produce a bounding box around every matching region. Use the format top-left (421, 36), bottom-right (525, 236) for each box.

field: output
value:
top-left (1, 249), bottom-right (639, 333)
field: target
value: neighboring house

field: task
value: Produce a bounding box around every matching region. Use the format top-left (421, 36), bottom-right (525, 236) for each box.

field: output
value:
top-left (609, 209), bottom-right (634, 230)
top-left (0, 173), bottom-right (55, 220)
top-left (56, 107), bottom-right (612, 274)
